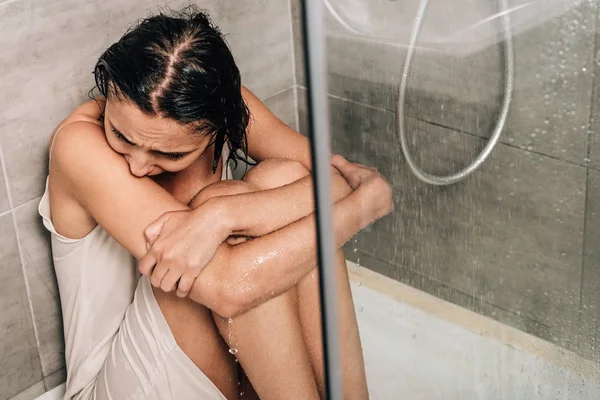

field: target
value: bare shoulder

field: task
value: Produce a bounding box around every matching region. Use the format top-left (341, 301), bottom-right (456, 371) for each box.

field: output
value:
top-left (48, 116), bottom-right (130, 238)
top-left (49, 98), bottom-right (105, 152)
top-left (50, 118), bottom-right (124, 182)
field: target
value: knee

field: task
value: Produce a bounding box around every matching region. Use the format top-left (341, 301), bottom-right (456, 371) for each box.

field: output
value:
top-left (243, 159), bottom-right (310, 191)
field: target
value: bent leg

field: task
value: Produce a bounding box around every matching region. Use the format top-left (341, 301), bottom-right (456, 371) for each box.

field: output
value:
top-left (207, 160), bottom-right (320, 399)
top-left (147, 160), bottom-right (319, 400)
top-left (180, 159), bottom-right (367, 399)
top-left (153, 288), bottom-right (238, 399)
top-left (296, 251), bottom-right (368, 399)
top-left (241, 159), bottom-right (368, 399)
top-left (213, 288), bottom-right (320, 400)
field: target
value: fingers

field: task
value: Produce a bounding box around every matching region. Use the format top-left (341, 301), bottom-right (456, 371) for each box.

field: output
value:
top-left (139, 251), bottom-right (157, 276)
top-left (160, 269), bottom-right (183, 293)
top-left (150, 263), bottom-right (169, 288)
top-left (145, 262), bottom-right (198, 297)
top-left (332, 154), bottom-right (379, 175)
top-left (331, 154), bottom-right (352, 172)
top-left (176, 272), bottom-right (197, 298)
top-left (148, 265), bottom-right (197, 298)
top-left (331, 154), bottom-right (365, 176)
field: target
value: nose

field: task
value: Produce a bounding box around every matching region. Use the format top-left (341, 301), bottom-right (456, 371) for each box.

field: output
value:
top-left (127, 152), bottom-right (153, 177)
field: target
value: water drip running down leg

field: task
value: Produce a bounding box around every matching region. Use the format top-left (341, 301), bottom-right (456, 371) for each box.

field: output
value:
top-left (227, 317), bottom-right (239, 361)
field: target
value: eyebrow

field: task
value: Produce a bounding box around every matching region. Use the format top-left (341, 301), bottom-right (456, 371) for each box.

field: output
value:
top-left (110, 123), bottom-right (194, 157)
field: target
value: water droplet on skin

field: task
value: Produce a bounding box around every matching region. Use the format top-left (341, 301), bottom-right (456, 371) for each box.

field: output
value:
top-left (227, 318), bottom-right (239, 361)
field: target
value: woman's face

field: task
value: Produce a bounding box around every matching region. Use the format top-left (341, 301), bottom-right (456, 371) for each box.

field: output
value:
top-left (104, 98), bottom-right (211, 177)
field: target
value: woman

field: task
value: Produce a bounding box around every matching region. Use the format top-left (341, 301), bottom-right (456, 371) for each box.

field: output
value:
top-left (40, 7), bottom-right (392, 400)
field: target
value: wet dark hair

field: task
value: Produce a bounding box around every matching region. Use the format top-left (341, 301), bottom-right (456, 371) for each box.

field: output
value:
top-left (93, 6), bottom-right (250, 172)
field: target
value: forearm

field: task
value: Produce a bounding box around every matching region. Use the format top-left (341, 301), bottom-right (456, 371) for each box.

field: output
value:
top-left (190, 186), bottom-right (381, 317)
top-left (218, 168), bottom-right (351, 238)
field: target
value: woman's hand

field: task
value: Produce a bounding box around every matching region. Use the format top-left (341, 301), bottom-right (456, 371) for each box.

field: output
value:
top-left (138, 199), bottom-right (232, 297)
top-left (139, 155), bottom-right (392, 300)
top-left (331, 154), bottom-right (393, 222)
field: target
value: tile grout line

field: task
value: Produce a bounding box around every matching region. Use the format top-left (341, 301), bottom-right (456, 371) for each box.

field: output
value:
top-left (296, 84), bottom-right (393, 113)
top-left (287, 0), bottom-right (298, 89)
top-left (0, 139), bottom-right (44, 376)
top-left (286, 0), bottom-right (301, 131)
top-left (12, 196), bottom-right (42, 212)
top-left (262, 84), bottom-right (296, 102)
top-left (417, 117), bottom-right (591, 169)
top-left (322, 88), bottom-right (594, 170)
top-left (578, 2), bottom-right (600, 314)
top-left (293, 85), bottom-right (300, 132)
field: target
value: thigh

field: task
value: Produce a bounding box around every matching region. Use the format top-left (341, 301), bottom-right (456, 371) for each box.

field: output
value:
top-left (154, 287), bottom-right (238, 399)
top-left (95, 277), bottom-right (234, 400)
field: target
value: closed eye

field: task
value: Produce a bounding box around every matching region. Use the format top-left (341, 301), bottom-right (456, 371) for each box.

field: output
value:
top-left (112, 126), bottom-right (189, 161)
top-left (112, 128), bottom-right (135, 146)
top-left (159, 152), bottom-right (188, 161)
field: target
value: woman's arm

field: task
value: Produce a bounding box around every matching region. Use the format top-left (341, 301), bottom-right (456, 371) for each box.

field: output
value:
top-left (187, 161), bottom-right (351, 239)
top-left (51, 123), bottom-right (390, 317)
top-left (50, 122), bottom-right (187, 260)
top-left (187, 158), bottom-right (391, 317)
top-left (243, 86), bottom-right (312, 170)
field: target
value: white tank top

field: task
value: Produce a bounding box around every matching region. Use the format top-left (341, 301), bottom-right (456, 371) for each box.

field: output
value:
top-left (38, 126), bottom-right (230, 398)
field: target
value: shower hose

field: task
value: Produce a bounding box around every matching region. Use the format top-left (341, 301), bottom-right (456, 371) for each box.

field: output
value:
top-left (324, 0), bottom-right (515, 185)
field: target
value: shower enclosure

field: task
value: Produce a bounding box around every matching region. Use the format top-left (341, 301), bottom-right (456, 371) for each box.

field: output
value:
top-left (300, 0), bottom-right (600, 397)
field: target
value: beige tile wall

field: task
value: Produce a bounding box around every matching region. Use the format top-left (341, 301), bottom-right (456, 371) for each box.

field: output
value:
top-left (0, 0), bottom-right (299, 398)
